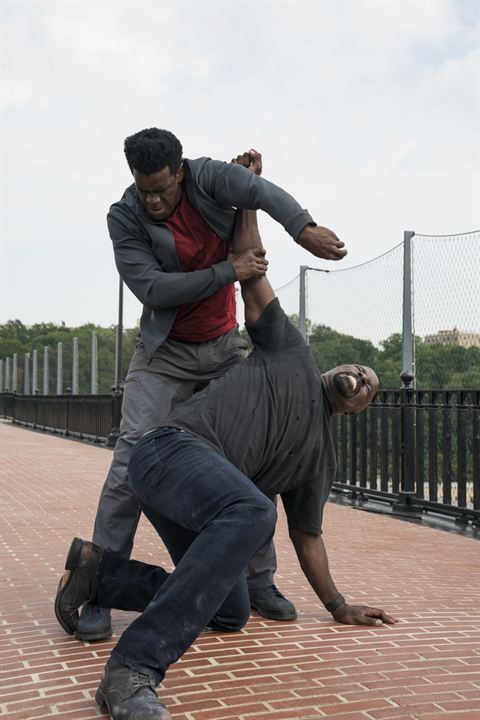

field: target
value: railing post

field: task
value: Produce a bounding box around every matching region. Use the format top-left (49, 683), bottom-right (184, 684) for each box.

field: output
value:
top-left (106, 385), bottom-right (123, 447)
top-left (394, 370), bottom-right (422, 514)
top-left (65, 387), bottom-right (71, 436)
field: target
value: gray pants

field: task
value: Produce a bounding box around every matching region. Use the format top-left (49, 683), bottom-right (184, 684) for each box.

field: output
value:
top-left (93, 328), bottom-right (276, 589)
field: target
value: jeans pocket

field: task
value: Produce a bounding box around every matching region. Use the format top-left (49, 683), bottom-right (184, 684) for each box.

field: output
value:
top-left (129, 438), bottom-right (165, 498)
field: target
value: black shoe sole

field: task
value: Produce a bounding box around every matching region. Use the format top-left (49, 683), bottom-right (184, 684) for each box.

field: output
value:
top-left (54, 537), bottom-right (84, 634)
top-left (250, 602), bottom-right (297, 621)
top-left (75, 628), bottom-right (113, 642)
top-left (95, 686), bottom-right (108, 712)
top-left (95, 684), bottom-right (173, 719)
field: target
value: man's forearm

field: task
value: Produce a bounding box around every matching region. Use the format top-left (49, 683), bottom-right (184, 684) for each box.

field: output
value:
top-left (290, 529), bottom-right (342, 608)
top-left (231, 209), bottom-right (263, 253)
top-left (231, 210), bottom-right (275, 325)
top-left (291, 527), bottom-right (399, 627)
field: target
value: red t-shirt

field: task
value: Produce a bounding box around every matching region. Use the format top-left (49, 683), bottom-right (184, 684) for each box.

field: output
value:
top-left (166, 192), bottom-right (237, 342)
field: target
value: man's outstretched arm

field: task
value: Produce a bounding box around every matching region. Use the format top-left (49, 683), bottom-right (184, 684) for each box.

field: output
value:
top-left (229, 150), bottom-right (276, 326)
top-left (290, 528), bottom-right (398, 626)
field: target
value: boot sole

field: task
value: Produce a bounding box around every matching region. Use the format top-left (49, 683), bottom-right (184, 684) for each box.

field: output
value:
top-left (54, 537), bottom-right (84, 634)
top-left (75, 628), bottom-right (113, 642)
top-left (95, 686), bottom-right (108, 712)
top-left (250, 602), bottom-right (297, 621)
top-left (95, 685), bottom-right (173, 719)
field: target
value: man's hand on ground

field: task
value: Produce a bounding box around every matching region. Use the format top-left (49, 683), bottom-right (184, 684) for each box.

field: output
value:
top-left (231, 149), bottom-right (262, 176)
top-left (298, 225), bottom-right (347, 260)
top-left (333, 603), bottom-right (399, 627)
top-left (228, 247), bottom-right (268, 281)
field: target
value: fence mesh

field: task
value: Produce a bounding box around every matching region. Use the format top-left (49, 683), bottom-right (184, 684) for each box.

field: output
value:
top-left (305, 244), bottom-right (404, 346)
top-left (271, 274), bottom-right (300, 320)
top-left (412, 231), bottom-right (480, 389)
top-left (275, 244), bottom-right (404, 388)
top-left (2, 232), bottom-right (479, 393)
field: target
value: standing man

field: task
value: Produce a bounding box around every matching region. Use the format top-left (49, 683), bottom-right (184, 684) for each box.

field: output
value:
top-left (78, 128), bottom-right (347, 641)
top-left (55, 204), bottom-right (396, 720)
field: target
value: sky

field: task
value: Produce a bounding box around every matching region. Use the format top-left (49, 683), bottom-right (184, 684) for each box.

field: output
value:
top-left (1, 0), bottom-right (479, 332)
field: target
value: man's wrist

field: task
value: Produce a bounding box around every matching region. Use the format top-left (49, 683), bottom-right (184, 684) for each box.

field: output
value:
top-left (325, 594), bottom-right (346, 614)
top-left (297, 222), bottom-right (317, 244)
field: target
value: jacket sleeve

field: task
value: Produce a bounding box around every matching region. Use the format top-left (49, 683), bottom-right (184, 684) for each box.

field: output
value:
top-left (107, 210), bottom-right (238, 310)
top-left (198, 160), bottom-right (316, 241)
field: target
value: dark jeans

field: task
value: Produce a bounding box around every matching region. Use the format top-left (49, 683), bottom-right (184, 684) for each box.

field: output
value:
top-left (92, 333), bottom-right (278, 589)
top-left (92, 428), bottom-right (277, 684)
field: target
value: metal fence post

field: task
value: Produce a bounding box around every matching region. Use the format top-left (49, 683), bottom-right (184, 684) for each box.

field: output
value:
top-left (299, 265), bottom-right (308, 341)
top-left (114, 276), bottom-right (124, 390)
top-left (12, 354), bottom-right (17, 393)
top-left (24, 353), bottom-right (30, 394)
top-left (91, 332), bottom-right (98, 395)
top-left (0, 359), bottom-right (3, 393)
top-left (107, 276), bottom-right (124, 447)
top-left (32, 349), bottom-right (38, 395)
top-left (43, 347), bottom-right (49, 395)
top-left (72, 337), bottom-right (79, 394)
top-left (6, 357), bottom-right (11, 391)
top-left (57, 343), bottom-right (63, 395)
top-left (394, 230), bottom-right (422, 514)
top-left (402, 231), bottom-right (415, 380)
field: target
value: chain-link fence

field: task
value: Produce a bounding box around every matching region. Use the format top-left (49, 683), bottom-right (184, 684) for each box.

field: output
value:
top-left (412, 231), bottom-right (480, 389)
top-left (302, 244), bottom-right (404, 347)
top-left (1, 230), bottom-right (479, 394)
top-left (275, 230), bottom-right (479, 390)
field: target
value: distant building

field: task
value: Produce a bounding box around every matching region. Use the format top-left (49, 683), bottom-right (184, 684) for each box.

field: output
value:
top-left (424, 327), bottom-right (480, 349)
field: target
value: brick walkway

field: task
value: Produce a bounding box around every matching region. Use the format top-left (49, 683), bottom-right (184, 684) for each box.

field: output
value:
top-left (1, 420), bottom-right (479, 720)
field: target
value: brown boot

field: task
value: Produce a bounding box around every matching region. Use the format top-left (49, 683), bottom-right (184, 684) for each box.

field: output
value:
top-left (96, 657), bottom-right (172, 719)
top-left (55, 537), bottom-right (102, 634)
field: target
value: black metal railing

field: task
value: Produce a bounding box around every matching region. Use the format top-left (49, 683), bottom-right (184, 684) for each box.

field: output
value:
top-left (332, 388), bottom-right (480, 524)
top-left (0, 393), bottom-right (120, 444)
top-left (1, 388), bottom-right (479, 524)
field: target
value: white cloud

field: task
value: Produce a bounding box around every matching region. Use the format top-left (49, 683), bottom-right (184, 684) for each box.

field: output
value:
top-left (1, 0), bottom-right (478, 329)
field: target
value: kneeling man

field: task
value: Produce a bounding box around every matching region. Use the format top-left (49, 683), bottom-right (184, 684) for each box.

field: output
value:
top-left (55, 204), bottom-right (396, 720)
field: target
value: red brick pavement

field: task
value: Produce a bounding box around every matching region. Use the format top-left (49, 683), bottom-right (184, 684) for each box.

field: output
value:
top-left (1, 420), bottom-right (479, 720)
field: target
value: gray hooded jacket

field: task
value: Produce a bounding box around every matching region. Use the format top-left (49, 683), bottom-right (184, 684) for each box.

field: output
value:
top-left (107, 157), bottom-right (315, 359)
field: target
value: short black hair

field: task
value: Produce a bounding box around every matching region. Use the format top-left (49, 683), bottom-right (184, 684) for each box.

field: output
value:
top-left (124, 128), bottom-right (183, 175)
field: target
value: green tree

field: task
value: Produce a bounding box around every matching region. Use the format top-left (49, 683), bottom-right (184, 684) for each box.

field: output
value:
top-left (308, 324), bottom-right (379, 375)
top-left (0, 320), bottom-right (139, 394)
top-left (2, 318), bottom-right (478, 394)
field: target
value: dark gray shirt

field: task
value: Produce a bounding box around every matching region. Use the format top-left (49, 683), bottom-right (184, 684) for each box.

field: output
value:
top-left (165, 299), bottom-right (337, 534)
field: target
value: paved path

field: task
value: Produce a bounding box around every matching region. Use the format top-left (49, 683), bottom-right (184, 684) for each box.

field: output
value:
top-left (1, 420), bottom-right (479, 720)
